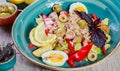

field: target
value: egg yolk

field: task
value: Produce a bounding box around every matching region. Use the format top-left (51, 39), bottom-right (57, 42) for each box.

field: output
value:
top-left (75, 6), bottom-right (86, 13)
top-left (49, 53), bottom-right (64, 62)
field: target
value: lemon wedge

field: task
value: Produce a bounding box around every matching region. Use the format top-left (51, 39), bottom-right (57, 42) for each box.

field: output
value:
top-left (9, 0), bottom-right (24, 4)
top-left (29, 28), bottom-right (48, 47)
top-left (34, 22), bottom-right (57, 44)
top-left (25, 0), bottom-right (35, 4)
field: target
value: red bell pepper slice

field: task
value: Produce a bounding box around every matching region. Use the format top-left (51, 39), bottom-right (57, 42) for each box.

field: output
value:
top-left (67, 56), bottom-right (75, 67)
top-left (102, 46), bottom-right (106, 55)
top-left (72, 42), bottom-right (93, 61)
top-left (91, 14), bottom-right (98, 21)
top-left (67, 51), bottom-right (76, 57)
top-left (67, 42), bottom-right (93, 67)
top-left (66, 39), bottom-right (74, 50)
top-left (66, 38), bottom-right (75, 56)
top-left (91, 14), bottom-right (101, 25)
top-left (45, 29), bottom-right (50, 36)
top-left (29, 43), bottom-right (35, 48)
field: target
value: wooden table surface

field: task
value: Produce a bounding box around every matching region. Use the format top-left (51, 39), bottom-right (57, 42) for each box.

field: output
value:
top-left (0, 26), bottom-right (120, 71)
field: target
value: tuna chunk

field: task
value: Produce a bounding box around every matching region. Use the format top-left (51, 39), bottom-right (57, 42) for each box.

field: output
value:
top-left (65, 29), bottom-right (75, 39)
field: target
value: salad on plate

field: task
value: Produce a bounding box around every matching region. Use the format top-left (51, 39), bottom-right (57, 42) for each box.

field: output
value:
top-left (29, 2), bottom-right (111, 67)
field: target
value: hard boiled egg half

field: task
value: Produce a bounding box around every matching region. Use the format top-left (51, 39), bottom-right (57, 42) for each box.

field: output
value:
top-left (69, 2), bottom-right (88, 14)
top-left (41, 50), bottom-right (68, 66)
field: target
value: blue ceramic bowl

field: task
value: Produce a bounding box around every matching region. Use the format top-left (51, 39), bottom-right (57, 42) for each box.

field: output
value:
top-left (12, 0), bottom-right (120, 70)
top-left (7, 0), bottom-right (37, 11)
top-left (0, 50), bottom-right (16, 71)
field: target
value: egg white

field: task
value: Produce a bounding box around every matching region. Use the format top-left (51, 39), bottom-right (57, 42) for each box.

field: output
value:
top-left (41, 50), bottom-right (68, 66)
top-left (69, 2), bottom-right (88, 14)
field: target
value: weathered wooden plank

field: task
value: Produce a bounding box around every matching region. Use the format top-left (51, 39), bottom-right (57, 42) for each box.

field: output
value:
top-left (0, 26), bottom-right (12, 43)
top-left (0, 26), bottom-right (19, 53)
top-left (14, 53), bottom-right (36, 71)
